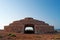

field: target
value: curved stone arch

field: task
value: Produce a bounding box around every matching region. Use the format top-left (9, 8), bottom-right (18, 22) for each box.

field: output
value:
top-left (24, 24), bottom-right (35, 34)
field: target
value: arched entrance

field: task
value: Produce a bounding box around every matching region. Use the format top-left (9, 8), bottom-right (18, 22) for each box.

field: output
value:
top-left (24, 24), bottom-right (35, 34)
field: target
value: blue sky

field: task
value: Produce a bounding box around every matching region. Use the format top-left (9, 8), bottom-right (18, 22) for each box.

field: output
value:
top-left (0, 0), bottom-right (60, 29)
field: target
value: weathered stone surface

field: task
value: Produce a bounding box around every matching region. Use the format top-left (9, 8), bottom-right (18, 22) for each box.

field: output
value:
top-left (0, 17), bottom-right (60, 40)
top-left (4, 17), bottom-right (55, 34)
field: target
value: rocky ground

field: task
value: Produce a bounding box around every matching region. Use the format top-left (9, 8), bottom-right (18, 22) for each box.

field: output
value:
top-left (0, 31), bottom-right (60, 40)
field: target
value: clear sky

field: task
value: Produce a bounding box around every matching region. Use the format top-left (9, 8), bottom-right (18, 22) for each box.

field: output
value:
top-left (0, 0), bottom-right (60, 29)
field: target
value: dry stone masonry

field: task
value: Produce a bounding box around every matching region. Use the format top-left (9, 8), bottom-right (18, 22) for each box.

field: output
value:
top-left (4, 17), bottom-right (55, 34)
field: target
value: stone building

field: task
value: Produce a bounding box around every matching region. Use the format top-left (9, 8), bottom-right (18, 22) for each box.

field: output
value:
top-left (4, 17), bottom-right (54, 34)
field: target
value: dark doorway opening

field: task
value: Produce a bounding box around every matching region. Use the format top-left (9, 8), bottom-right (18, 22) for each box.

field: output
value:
top-left (24, 24), bottom-right (35, 34)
